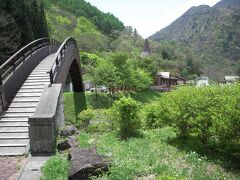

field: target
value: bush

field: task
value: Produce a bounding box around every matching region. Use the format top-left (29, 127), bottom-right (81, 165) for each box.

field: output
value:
top-left (176, 85), bottom-right (240, 148)
top-left (86, 92), bottom-right (122, 109)
top-left (78, 108), bottom-right (95, 128)
top-left (144, 84), bottom-right (240, 152)
top-left (78, 108), bottom-right (117, 133)
top-left (113, 97), bottom-right (141, 140)
top-left (144, 92), bottom-right (180, 129)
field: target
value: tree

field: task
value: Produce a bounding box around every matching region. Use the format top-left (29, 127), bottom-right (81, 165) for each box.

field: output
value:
top-left (113, 97), bottom-right (141, 140)
top-left (38, 3), bottom-right (49, 37)
top-left (93, 53), bottom-right (153, 93)
top-left (0, 12), bottom-right (20, 64)
top-left (94, 61), bottom-right (119, 94)
top-left (133, 28), bottom-right (138, 44)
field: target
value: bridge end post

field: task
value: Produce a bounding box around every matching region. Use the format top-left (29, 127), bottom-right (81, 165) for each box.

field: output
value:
top-left (28, 84), bottom-right (64, 155)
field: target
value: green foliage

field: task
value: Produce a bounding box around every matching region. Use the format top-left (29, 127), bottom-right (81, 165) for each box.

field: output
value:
top-left (150, 6), bottom-right (240, 80)
top-left (46, 6), bottom-right (108, 52)
top-left (81, 52), bottom-right (102, 65)
top-left (176, 86), bottom-right (240, 147)
top-left (129, 89), bottom-right (162, 104)
top-left (78, 108), bottom-right (95, 128)
top-left (93, 53), bottom-right (153, 93)
top-left (95, 127), bottom-right (235, 179)
top-left (46, 0), bottom-right (124, 35)
top-left (0, 0), bottom-right (48, 64)
top-left (77, 132), bottom-right (92, 148)
top-left (113, 97), bottom-right (141, 140)
top-left (86, 93), bottom-right (119, 109)
top-left (144, 84), bottom-right (240, 154)
top-left (64, 92), bottom-right (87, 124)
top-left (78, 108), bottom-right (117, 133)
top-left (64, 90), bottom-right (162, 127)
top-left (41, 154), bottom-right (69, 180)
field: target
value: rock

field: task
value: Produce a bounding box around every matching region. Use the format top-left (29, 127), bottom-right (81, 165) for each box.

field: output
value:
top-left (57, 136), bottom-right (79, 152)
top-left (68, 147), bottom-right (110, 180)
top-left (60, 125), bottom-right (79, 137)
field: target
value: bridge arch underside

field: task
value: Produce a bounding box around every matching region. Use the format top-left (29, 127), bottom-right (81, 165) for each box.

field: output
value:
top-left (54, 45), bottom-right (83, 92)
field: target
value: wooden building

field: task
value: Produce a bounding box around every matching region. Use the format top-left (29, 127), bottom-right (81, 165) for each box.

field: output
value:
top-left (176, 76), bottom-right (187, 85)
top-left (155, 72), bottom-right (178, 87)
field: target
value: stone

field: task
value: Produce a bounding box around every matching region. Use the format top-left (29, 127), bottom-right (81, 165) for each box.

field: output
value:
top-left (57, 136), bottom-right (79, 152)
top-left (68, 147), bottom-right (110, 180)
top-left (59, 125), bottom-right (79, 137)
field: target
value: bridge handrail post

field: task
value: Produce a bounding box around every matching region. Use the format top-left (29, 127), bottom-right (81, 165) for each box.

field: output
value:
top-left (0, 73), bottom-right (4, 113)
top-left (49, 69), bottom-right (54, 84)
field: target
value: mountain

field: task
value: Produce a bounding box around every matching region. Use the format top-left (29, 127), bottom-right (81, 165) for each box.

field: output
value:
top-left (150, 0), bottom-right (240, 81)
top-left (214, 0), bottom-right (240, 8)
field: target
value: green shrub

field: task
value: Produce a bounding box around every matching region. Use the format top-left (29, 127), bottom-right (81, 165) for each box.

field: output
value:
top-left (78, 108), bottom-right (95, 128)
top-left (144, 92), bottom-right (180, 129)
top-left (113, 97), bottom-right (141, 140)
top-left (86, 92), bottom-right (122, 109)
top-left (78, 108), bottom-right (117, 133)
top-left (176, 85), bottom-right (240, 148)
top-left (144, 84), bottom-right (240, 152)
top-left (41, 154), bottom-right (69, 180)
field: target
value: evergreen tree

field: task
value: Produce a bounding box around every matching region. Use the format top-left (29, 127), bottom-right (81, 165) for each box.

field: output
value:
top-left (133, 28), bottom-right (138, 44)
top-left (38, 3), bottom-right (49, 37)
top-left (0, 0), bottom-right (49, 64)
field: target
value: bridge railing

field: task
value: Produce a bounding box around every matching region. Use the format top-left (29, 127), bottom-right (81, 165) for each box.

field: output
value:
top-left (0, 38), bottom-right (59, 114)
top-left (48, 37), bottom-right (77, 84)
top-left (0, 38), bottom-right (58, 83)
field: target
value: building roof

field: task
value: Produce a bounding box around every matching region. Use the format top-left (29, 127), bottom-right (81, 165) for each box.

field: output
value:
top-left (224, 76), bottom-right (239, 81)
top-left (157, 75), bottom-right (178, 80)
top-left (157, 72), bottom-right (170, 78)
top-left (176, 76), bottom-right (188, 81)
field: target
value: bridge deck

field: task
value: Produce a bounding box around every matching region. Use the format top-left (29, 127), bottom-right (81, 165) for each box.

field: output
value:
top-left (0, 54), bottom-right (56, 156)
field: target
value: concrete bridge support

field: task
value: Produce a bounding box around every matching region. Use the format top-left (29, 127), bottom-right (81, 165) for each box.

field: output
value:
top-left (29, 84), bottom-right (64, 155)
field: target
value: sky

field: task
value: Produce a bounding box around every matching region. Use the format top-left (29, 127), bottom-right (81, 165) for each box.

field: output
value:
top-left (85, 0), bottom-right (221, 38)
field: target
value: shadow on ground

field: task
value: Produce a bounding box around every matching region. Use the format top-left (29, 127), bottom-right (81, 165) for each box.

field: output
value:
top-left (168, 136), bottom-right (240, 175)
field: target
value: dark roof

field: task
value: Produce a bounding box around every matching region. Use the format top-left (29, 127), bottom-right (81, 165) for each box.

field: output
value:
top-left (157, 75), bottom-right (178, 80)
top-left (176, 76), bottom-right (188, 81)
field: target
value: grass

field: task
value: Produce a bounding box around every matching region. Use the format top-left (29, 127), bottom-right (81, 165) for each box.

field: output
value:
top-left (128, 89), bottom-right (162, 104)
top-left (41, 127), bottom-right (239, 180)
top-left (41, 153), bottom-right (69, 180)
top-left (42, 89), bottom-right (239, 179)
top-left (64, 89), bottom-right (162, 123)
top-left (77, 127), bottom-right (238, 179)
top-left (64, 92), bottom-right (87, 124)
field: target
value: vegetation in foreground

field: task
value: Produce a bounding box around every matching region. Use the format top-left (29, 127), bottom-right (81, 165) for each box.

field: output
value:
top-left (42, 84), bottom-right (240, 179)
top-left (41, 127), bottom-right (237, 180)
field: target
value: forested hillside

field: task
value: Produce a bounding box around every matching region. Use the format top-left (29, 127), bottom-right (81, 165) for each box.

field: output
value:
top-left (0, 0), bottom-right (48, 64)
top-left (43, 0), bottom-right (124, 35)
top-left (0, 0), bottom-right (202, 81)
top-left (150, 0), bottom-right (240, 80)
top-left (44, 0), bottom-right (202, 80)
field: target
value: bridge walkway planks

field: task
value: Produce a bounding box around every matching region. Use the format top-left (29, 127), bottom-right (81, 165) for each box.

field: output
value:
top-left (0, 54), bottom-right (56, 156)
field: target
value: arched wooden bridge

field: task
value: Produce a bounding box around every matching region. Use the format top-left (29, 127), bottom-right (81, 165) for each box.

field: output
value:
top-left (0, 38), bottom-right (83, 156)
